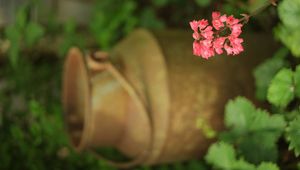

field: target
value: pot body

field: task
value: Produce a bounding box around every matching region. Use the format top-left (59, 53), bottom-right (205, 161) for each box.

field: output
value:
top-left (62, 29), bottom-right (277, 167)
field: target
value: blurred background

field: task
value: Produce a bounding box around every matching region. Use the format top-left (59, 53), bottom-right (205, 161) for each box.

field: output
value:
top-left (0, 0), bottom-right (299, 169)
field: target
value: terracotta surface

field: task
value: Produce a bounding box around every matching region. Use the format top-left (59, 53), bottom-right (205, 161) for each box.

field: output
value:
top-left (62, 29), bottom-right (277, 167)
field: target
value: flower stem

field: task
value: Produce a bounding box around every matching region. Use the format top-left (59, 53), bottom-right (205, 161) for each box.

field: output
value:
top-left (239, 0), bottom-right (277, 24)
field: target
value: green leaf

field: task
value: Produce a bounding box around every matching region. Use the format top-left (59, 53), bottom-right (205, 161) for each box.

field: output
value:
top-left (5, 25), bottom-right (21, 67)
top-left (59, 20), bottom-right (85, 56)
top-left (7, 42), bottom-right (20, 68)
top-left (196, 117), bottom-right (217, 139)
top-left (224, 97), bottom-right (286, 164)
top-left (238, 111), bottom-right (285, 164)
top-left (172, 163), bottom-right (185, 170)
top-left (139, 8), bottom-right (165, 29)
top-left (286, 116), bottom-right (300, 156)
top-left (254, 49), bottom-right (288, 100)
top-left (225, 97), bottom-right (256, 133)
top-left (205, 142), bottom-right (236, 169)
top-left (186, 160), bottom-right (207, 170)
top-left (195, 0), bottom-right (211, 7)
top-left (278, 0), bottom-right (300, 29)
top-left (15, 5), bottom-right (28, 30)
top-left (24, 22), bottom-right (44, 47)
top-left (152, 0), bottom-right (169, 7)
top-left (248, 110), bottom-right (286, 134)
top-left (232, 159), bottom-right (256, 170)
top-left (274, 25), bottom-right (300, 57)
top-left (267, 68), bottom-right (294, 108)
top-left (257, 162), bottom-right (280, 170)
top-left (239, 133), bottom-right (279, 164)
top-left (248, 0), bottom-right (268, 13)
top-left (294, 65), bottom-right (300, 98)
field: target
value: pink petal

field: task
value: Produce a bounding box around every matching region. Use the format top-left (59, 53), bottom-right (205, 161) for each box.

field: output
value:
top-left (193, 32), bottom-right (201, 40)
top-left (199, 19), bottom-right (209, 30)
top-left (212, 11), bottom-right (221, 20)
top-left (201, 39), bottom-right (212, 48)
top-left (190, 20), bottom-right (199, 32)
top-left (220, 15), bottom-right (227, 22)
top-left (227, 15), bottom-right (239, 25)
top-left (215, 48), bottom-right (223, 55)
top-left (212, 19), bottom-right (224, 30)
top-left (201, 47), bottom-right (215, 59)
top-left (213, 37), bottom-right (226, 49)
top-left (224, 44), bottom-right (233, 55)
top-left (193, 41), bottom-right (202, 56)
top-left (201, 26), bottom-right (214, 39)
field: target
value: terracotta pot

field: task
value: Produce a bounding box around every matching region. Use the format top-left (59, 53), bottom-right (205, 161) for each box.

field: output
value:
top-left (62, 29), bottom-right (277, 168)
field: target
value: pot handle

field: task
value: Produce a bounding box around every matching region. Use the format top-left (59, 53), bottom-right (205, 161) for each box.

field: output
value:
top-left (86, 51), bottom-right (153, 168)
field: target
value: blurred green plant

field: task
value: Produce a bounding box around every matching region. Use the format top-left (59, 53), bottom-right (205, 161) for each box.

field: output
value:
top-left (205, 142), bottom-right (280, 170)
top-left (59, 20), bottom-right (86, 56)
top-left (253, 47), bottom-right (289, 101)
top-left (89, 0), bottom-right (165, 50)
top-left (2, 0), bottom-right (300, 169)
top-left (89, 0), bottom-right (138, 50)
top-left (4, 1), bottom-right (44, 68)
top-left (221, 97), bottom-right (286, 164)
top-left (0, 59), bottom-right (108, 169)
top-left (275, 0), bottom-right (300, 57)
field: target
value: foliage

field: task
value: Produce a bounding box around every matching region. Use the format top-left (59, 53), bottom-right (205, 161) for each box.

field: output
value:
top-left (222, 97), bottom-right (285, 164)
top-left (205, 142), bottom-right (279, 170)
top-left (196, 117), bottom-right (217, 139)
top-left (286, 116), bottom-right (300, 156)
top-left (89, 0), bottom-right (139, 50)
top-left (250, 3), bottom-right (300, 168)
top-left (59, 20), bottom-right (86, 56)
top-left (1, 0), bottom-right (300, 169)
top-left (253, 47), bottom-right (289, 100)
top-left (267, 68), bottom-right (294, 108)
top-left (0, 59), bottom-right (110, 170)
top-left (4, 2), bottom-right (44, 68)
top-left (294, 65), bottom-right (300, 98)
top-left (275, 0), bottom-right (300, 57)
top-left (195, 0), bottom-right (212, 8)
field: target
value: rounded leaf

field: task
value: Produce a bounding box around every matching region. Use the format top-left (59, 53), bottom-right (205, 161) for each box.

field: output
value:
top-left (267, 68), bottom-right (294, 108)
top-left (278, 0), bottom-right (300, 29)
top-left (294, 65), bottom-right (300, 98)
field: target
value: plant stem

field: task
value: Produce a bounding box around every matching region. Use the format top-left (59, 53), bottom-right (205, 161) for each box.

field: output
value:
top-left (239, 0), bottom-right (277, 24)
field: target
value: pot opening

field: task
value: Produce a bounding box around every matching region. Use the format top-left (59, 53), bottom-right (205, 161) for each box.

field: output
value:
top-left (63, 48), bottom-right (90, 149)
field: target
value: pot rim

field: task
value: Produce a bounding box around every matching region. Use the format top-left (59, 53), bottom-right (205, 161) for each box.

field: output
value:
top-left (62, 47), bottom-right (92, 151)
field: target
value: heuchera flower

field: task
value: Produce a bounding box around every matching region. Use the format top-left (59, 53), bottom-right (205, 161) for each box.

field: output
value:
top-left (190, 11), bottom-right (244, 59)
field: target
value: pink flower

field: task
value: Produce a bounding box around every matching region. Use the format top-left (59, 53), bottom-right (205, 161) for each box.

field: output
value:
top-left (193, 39), bottom-right (215, 59)
top-left (201, 39), bottom-right (212, 48)
top-left (227, 15), bottom-right (239, 25)
top-left (201, 26), bottom-right (214, 40)
top-left (193, 32), bottom-right (200, 40)
top-left (190, 11), bottom-right (244, 59)
top-left (212, 19), bottom-right (224, 30)
top-left (212, 11), bottom-right (227, 30)
top-left (230, 23), bottom-right (243, 37)
top-left (220, 15), bottom-right (227, 22)
top-left (212, 12), bottom-right (221, 20)
top-left (224, 44), bottom-right (233, 55)
top-left (198, 19), bottom-right (209, 30)
top-left (201, 47), bottom-right (214, 59)
top-left (200, 40), bottom-right (214, 59)
top-left (190, 20), bottom-right (199, 32)
top-left (193, 41), bottom-right (202, 56)
top-left (213, 37), bottom-right (226, 54)
top-left (224, 36), bottom-right (244, 55)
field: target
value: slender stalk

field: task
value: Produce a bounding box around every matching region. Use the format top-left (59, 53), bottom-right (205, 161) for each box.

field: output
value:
top-left (239, 0), bottom-right (277, 24)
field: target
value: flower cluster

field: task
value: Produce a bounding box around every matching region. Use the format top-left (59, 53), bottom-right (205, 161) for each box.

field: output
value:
top-left (190, 12), bottom-right (244, 59)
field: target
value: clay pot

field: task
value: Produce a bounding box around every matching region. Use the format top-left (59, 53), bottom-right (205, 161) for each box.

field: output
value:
top-left (62, 29), bottom-right (277, 168)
